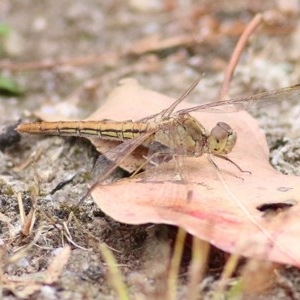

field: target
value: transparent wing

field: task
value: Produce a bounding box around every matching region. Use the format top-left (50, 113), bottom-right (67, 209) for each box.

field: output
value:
top-left (88, 130), bottom-right (155, 191)
top-left (144, 130), bottom-right (177, 182)
top-left (132, 122), bottom-right (196, 222)
top-left (176, 84), bottom-right (300, 114)
top-left (142, 119), bottom-right (196, 204)
top-left (137, 78), bottom-right (201, 123)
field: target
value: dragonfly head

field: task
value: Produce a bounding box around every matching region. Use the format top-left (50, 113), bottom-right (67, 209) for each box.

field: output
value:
top-left (207, 122), bottom-right (237, 155)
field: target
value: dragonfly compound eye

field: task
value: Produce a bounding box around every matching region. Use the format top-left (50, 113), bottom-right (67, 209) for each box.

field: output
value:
top-left (208, 122), bottom-right (237, 155)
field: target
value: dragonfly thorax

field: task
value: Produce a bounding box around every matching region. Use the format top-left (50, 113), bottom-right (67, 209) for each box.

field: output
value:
top-left (153, 114), bottom-right (207, 156)
top-left (207, 122), bottom-right (237, 155)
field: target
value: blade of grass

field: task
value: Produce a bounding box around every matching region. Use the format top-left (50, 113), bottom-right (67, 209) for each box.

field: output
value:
top-left (187, 237), bottom-right (210, 300)
top-left (167, 227), bottom-right (187, 300)
top-left (214, 253), bottom-right (240, 300)
top-left (99, 242), bottom-right (130, 300)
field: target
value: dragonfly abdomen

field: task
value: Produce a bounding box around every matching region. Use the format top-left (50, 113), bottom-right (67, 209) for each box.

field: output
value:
top-left (16, 120), bottom-right (151, 141)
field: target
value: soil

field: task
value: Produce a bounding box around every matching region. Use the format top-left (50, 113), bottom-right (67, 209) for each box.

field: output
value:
top-left (1, 1), bottom-right (300, 299)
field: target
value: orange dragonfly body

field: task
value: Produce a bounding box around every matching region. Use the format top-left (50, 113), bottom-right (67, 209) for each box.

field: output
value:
top-left (16, 82), bottom-right (300, 185)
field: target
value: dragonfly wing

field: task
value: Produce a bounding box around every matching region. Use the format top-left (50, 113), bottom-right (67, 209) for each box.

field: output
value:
top-left (161, 78), bottom-right (201, 117)
top-left (139, 123), bottom-right (197, 220)
top-left (90, 130), bottom-right (155, 188)
top-left (143, 121), bottom-right (193, 189)
top-left (137, 78), bottom-right (201, 123)
top-left (177, 84), bottom-right (300, 114)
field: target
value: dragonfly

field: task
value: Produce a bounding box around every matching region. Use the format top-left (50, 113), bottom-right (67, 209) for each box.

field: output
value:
top-left (16, 80), bottom-right (300, 196)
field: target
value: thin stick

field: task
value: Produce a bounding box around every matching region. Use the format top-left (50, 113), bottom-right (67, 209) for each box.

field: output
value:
top-left (0, 53), bottom-right (118, 72)
top-left (0, 32), bottom-right (200, 72)
top-left (220, 14), bottom-right (263, 100)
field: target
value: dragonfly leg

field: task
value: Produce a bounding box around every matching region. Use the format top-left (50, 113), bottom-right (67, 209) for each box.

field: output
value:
top-left (171, 154), bottom-right (188, 183)
top-left (130, 154), bottom-right (152, 177)
top-left (132, 152), bottom-right (192, 200)
top-left (172, 154), bottom-right (194, 201)
top-left (130, 151), bottom-right (173, 177)
top-left (143, 153), bottom-right (189, 183)
top-left (206, 154), bottom-right (248, 181)
top-left (213, 154), bottom-right (252, 174)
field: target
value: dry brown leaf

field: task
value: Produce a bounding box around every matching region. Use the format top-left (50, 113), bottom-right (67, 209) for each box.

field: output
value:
top-left (89, 79), bottom-right (300, 267)
top-left (2, 246), bottom-right (70, 298)
top-left (44, 245), bottom-right (71, 284)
